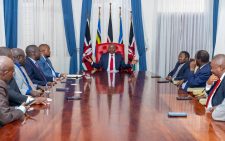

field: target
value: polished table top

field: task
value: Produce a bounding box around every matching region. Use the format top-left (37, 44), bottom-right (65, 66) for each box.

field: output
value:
top-left (0, 71), bottom-right (225, 141)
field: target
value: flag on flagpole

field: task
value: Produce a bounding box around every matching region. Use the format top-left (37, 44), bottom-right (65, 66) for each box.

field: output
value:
top-left (107, 4), bottom-right (113, 43)
top-left (82, 19), bottom-right (93, 71)
top-left (118, 8), bottom-right (123, 44)
top-left (96, 10), bottom-right (101, 45)
top-left (128, 20), bottom-right (136, 70)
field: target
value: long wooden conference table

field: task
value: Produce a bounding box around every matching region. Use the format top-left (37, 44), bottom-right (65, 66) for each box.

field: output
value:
top-left (0, 71), bottom-right (225, 141)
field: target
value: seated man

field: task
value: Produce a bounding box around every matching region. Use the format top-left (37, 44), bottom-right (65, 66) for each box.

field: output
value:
top-left (0, 47), bottom-right (45, 106)
top-left (166, 51), bottom-right (190, 81)
top-left (204, 54), bottom-right (225, 121)
top-left (38, 44), bottom-right (66, 81)
top-left (86, 44), bottom-right (137, 71)
top-left (0, 56), bottom-right (26, 126)
top-left (182, 50), bottom-right (211, 91)
top-left (12, 48), bottom-right (44, 97)
top-left (25, 45), bottom-right (53, 86)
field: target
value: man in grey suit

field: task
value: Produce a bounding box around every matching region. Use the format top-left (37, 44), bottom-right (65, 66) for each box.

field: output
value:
top-left (0, 56), bottom-right (26, 125)
top-left (12, 48), bottom-right (44, 97)
top-left (206, 54), bottom-right (225, 121)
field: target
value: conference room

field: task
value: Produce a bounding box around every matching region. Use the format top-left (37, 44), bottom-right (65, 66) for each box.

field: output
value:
top-left (1, 0), bottom-right (225, 141)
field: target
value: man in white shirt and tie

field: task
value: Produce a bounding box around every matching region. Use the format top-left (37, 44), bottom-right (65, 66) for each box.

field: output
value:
top-left (204, 54), bottom-right (225, 121)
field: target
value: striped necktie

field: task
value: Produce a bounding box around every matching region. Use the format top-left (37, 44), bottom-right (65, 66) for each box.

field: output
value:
top-left (206, 80), bottom-right (221, 108)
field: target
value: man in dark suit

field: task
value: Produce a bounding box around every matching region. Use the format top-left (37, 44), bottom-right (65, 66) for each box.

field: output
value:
top-left (25, 45), bottom-right (53, 86)
top-left (38, 44), bottom-right (66, 82)
top-left (205, 54), bottom-right (225, 121)
top-left (182, 50), bottom-right (211, 91)
top-left (166, 51), bottom-right (190, 81)
top-left (0, 56), bottom-right (26, 125)
top-left (86, 44), bottom-right (137, 71)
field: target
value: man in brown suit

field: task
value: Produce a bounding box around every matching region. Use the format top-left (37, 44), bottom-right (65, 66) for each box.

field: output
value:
top-left (0, 56), bottom-right (26, 126)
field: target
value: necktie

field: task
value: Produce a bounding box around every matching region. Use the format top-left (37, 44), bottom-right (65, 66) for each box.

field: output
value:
top-left (15, 64), bottom-right (32, 90)
top-left (35, 62), bottom-right (47, 82)
top-left (110, 54), bottom-right (113, 71)
top-left (206, 80), bottom-right (221, 108)
top-left (46, 58), bottom-right (56, 76)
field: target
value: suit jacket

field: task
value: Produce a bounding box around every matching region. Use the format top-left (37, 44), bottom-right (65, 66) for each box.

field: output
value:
top-left (0, 80), bottom-right (24, 126)
top-left (207, 77), bottom-right (225, 107)
top-left (212, 99), bottom-right (225, 121)
top-left (92, 53), bottom-right (132, 71)
top-left (168, 61), bottom-right (189, 80)
top-left (25, 57), bottom-right (48, 86)
top-left (184, 63), bottom-right (211, 91)
top-left (37, 56), bottom-right (59, 82)
top-left (7, 78), bottom-right (28, 106)
top-left (14, 64), bottom-right (32, 95)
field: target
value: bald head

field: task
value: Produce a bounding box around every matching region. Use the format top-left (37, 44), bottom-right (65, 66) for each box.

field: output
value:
top-left (11, 48), bottom-right (26, 66)
top-left (25, 45), bottom-right (40, 60)
top-left (212, 54), bottom-right (225, 67)
top-left (211, 54), bottom-right (225, 78)
top-left (0, 56), bottom-right (14, 82)
top-left (0, 47), bottom-right (13, 59)
top-left (39, 44), bottom-right (50, 58)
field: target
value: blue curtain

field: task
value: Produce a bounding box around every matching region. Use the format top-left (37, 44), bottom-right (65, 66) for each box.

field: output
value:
top-left (213, 0), bottom-right (219, 56)
top-left (62, 0), bottom-right (77, 73)
top-left (79, 0), bottom-right (92, 70)
top-left (131, 0), bottom-right (147, 71)
top-left (3, 0), bottom-right (18, 48)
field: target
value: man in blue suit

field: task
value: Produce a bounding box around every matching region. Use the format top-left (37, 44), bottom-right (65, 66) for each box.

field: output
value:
top-left (182, 50), bottom-right (211, 91)
top-left (25, 45), bottom-right (53, 86)
top-left (204, 54), bottom-right (225, 121)
top-left (38, 44), bottom-right (66, 82)
top-left (166, 51), bottom-right (190, 81)
top-left (86, 44), bottom-right (137, 71)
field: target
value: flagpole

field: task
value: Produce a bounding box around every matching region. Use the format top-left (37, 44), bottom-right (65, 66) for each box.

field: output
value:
top-left (98, 6), bottom-right (101, 18)
top-left (119, 7), bottom-right (121, 17)
top-left (130, 10), bottom-right (132, 21)
top-left (110, 3), bottom-right (112, 14)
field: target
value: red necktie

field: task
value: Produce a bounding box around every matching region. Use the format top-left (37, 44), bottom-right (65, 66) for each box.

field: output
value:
top-left (110, 54), bottom-right (113, 71)
top-left (206, 80), bottom-right (221, 108)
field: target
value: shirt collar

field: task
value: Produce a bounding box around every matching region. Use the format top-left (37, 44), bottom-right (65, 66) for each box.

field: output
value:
top-left (29, 57), bottom-right (36, 64)
top-left (199, 63), bottom-right (208, 69)
top-left (109, 53), bottom-right (115, 56)
top-left (41, 55), bottom-right (47, 61)
top-left (220, 73), bottom-right (225, 81)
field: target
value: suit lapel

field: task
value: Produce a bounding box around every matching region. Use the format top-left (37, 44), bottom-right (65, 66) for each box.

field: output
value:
top-left (105, 53), bottom-right (109, 70)
top-left (27, 58), bottom-right (46, 81)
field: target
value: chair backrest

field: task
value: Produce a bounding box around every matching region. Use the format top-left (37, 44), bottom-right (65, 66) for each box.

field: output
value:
top-left (95, 43), bottom-right (124, 63)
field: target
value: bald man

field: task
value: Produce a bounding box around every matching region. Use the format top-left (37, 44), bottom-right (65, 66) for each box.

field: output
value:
top-left (205, 54), bottom-right (225, 121)
top-left (25, 45), bottom-right (53, 86)
top-left (0, 56), bottom-right (26, 126)
top-left (12, 48), bottom-right (44, 97)
top-left (38, 44), bottom-right (66, 82)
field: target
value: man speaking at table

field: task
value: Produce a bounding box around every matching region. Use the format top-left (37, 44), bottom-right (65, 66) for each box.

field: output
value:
top-left (85, 44), bottom-right (137, 72)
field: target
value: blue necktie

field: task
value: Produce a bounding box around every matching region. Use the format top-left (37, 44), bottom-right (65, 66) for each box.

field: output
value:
top-left (46, 58), bottom-right (57, 75)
